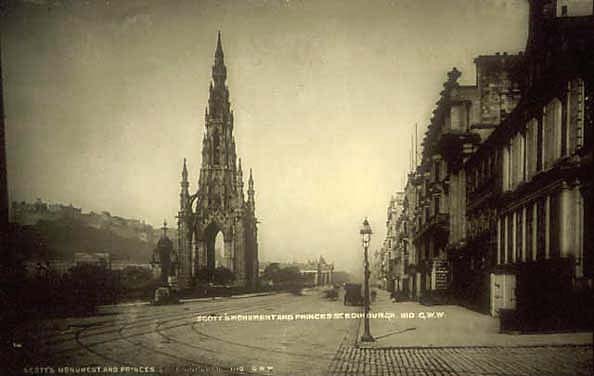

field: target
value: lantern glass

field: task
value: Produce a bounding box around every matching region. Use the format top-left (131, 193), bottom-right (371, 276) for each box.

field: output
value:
top-left (360, 219), bottom-right (372, 248)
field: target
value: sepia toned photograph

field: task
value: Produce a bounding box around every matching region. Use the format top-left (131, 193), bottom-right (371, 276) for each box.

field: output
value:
top-left (0, 0), bottom-right (592, 375)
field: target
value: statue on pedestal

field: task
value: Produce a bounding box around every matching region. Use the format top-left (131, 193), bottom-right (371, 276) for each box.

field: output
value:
top-left (150, 220), bottom-right (179, 304)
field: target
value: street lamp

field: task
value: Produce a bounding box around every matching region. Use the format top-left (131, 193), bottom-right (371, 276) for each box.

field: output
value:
top-left (360, 218), bottom-right (374, 342)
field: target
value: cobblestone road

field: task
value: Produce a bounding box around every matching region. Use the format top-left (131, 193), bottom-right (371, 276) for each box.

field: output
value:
top-left (328, 339), bottom-right (593, 376)
top-left (325, 290), bottom-right (593, 376)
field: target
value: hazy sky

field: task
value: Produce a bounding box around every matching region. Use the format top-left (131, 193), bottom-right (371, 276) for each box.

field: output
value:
top-left (2, 0), bottom-right (528, 273)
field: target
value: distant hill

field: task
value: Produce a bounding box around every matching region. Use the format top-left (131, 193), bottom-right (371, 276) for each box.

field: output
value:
top-left (10, 199), bottom-right (174, 245)
top-left (11, 219), bottom-right (154, 264)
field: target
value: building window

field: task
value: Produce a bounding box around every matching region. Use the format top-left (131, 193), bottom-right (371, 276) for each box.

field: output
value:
top-left (508, 143), bottom-right (513, 190)
top-left (507, 214), bottom-right (513, 264)
top-left (561, 5), bottom-right (568, 16)
top-left (509, 143), bottom-right (514, 189)
top-left (480, 159), bottom-right (485, 184)
top-left (520, 132), bottom-right (525, 183)
top-left (549, 192), bottom-right (560, 258)
top-left (502, 144), bottom-right (510, 191)
top-left (516, 209), bottom-right (523, 262)
top-left (543, 98), bottom-right (562, 169)
top-left (526, 203), bottom-right (534, 261)
top-left (536, 198), bottom-right (546, 260)
top-left (562, 91), bottom-right (568, 157)
top-left (434, 160), bottom-right (439, 181)
top-left (584, 189), bottom-right (593, 278)
top-left (510, 132), bottom-right (525, 188)
top-left (434, 196), bottom-right (440, 216)
top-left (537, 115), bottom-right (543, 171)
top-left (569, 78), bottom-right (587, 151)
top-left (526, 118), bottom-right (538, 179)
top-left (584, 80), bottom-right (592, 147)
top-left (498, 218), bottom-right (503, 264)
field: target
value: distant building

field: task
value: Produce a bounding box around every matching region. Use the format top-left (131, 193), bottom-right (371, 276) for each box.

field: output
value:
top-left (74, 252), bottom-right (112, 270)
top-left (379, 193), bottom-right (405, 293)
top-left (24, 259), bottom-right (75, 277)
top-left (111, 262), bottom-right (153, 271)
top-left (11, 199), bottom-right (82, 225)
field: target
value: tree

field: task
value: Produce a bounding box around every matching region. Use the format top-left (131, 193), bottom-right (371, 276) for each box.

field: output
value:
top-left (261, 264), bottom-right (305, 292)
top-left (277, 266), bottom-right (303, 283)
top-left (65, 264), bottom-right (120, 313)
top-left (120, 265), bottom-right (155, 289)
top-left (262, 263), bottom-right (282, 283)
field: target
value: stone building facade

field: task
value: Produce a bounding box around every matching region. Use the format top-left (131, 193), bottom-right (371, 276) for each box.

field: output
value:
top-left (386, 0), bottom-right (593, 323)
top-left (401, 172), bottom-right (419, 298)
top-left (441, 54), bottom-right (524, 312)
top-left (379, 193), bottom-right (406, 293)
top-left (176, 33), bottom-right (259, 289)
top-left (484, 0), bottom-right (593, 327)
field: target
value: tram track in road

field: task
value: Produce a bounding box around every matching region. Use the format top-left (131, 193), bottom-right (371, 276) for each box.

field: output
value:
top-left (153, 299), bottom-right (308, 356)
top-left (44, 294), bottom-right (281, 346)
top-left (99, 297), bottom-right (299, 374)
top-left (154, 296), bottom-right (353, 362)
top-left (26, 290), bottom-right (351, 374)
top-left (109, 293), bottom-right (346, 369)
top-left (126, 298), bottom-right (283, 349)
top-left (72, 323), bottom-right (253, 375)
top-left (54, 297), bottom-right (291, 374)
top-left (187, 320), bottom-right (335, 361)
top-left (57, 295), bottom-right (300, 370)
top-left (46, 294), bottom-right (285, 350)
top-left (73, 325), bottom-right (135, 367)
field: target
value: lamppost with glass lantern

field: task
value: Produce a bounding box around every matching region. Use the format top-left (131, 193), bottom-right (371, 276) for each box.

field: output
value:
top-left (360, 218), bottom-right (375, 342)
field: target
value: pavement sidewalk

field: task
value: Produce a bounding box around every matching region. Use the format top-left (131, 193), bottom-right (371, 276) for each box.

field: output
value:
top-left (355, 289), bottom-right (593, 349)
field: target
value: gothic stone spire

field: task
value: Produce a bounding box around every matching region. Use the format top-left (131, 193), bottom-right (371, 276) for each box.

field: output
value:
top-left (207, 31), bottom-right (230, 124)
top-left (248, 168), bottom-right (255, 212)
top-left (182, 158), bottom-right (188, 182)
top-left (179, 158), bottom-right (190, 212)
top-left (212, 31), bottom-right (227, 89)
top-left (177, 33), bottom-right (259, 290)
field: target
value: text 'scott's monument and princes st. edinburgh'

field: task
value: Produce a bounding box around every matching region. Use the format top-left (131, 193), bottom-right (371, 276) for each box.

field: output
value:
top-left (176, 33), bottom-right (259, 289)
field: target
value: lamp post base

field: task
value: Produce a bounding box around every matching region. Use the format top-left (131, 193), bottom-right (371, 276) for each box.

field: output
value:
top-left (360, 334), bottom-right (375, 342)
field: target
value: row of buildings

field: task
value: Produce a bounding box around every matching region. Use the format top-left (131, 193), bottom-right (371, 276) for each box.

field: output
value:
top-left (378, 0), bottom-right (592, 328)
